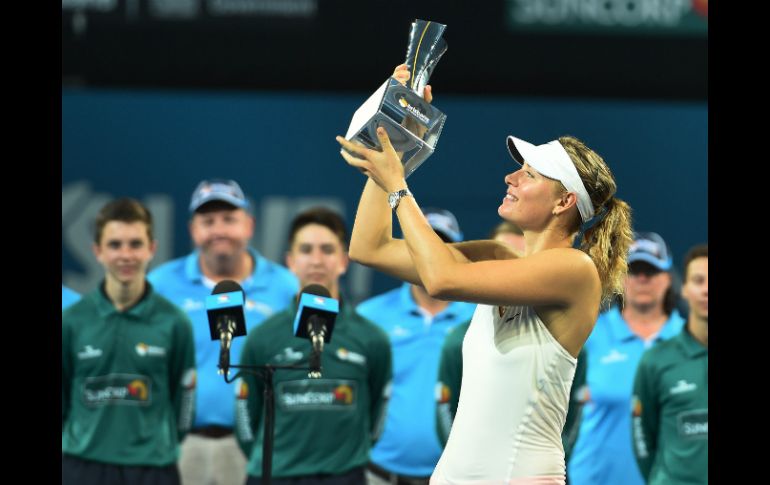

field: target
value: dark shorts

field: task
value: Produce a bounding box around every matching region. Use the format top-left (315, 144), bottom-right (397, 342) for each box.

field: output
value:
top-left (62, 454), bottom-right (180, 485)
top-left (246, 466), bottom-right (366, 485)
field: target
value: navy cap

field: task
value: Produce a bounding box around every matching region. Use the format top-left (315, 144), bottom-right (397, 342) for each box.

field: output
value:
top-left (628, 232), bottom-right (672, 271)
top-left (189, 179), bottom-right (249, 213)
top-left (423, 207), bottom-right (463, 243)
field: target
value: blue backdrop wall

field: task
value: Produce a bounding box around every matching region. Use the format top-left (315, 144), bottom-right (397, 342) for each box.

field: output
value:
top-left (62, 88), bottom-right (707, 302)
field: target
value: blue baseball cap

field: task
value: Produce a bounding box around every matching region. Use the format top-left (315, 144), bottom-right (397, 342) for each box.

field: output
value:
top-left (189, 179), bottom-right (249, 213)
top-left (627, 232), bottom-right (672, 271)
top-left (423, 207), bottom-right (463, 243)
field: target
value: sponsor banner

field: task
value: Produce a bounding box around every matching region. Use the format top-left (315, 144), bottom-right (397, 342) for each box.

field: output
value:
top-left (62, 0), bottom-right (318, 20)
top-left (506, 0), bottom-right (708, 36)
top-left (276, 379), bottom-right (357, 411)
top-left (82, 374), bottom-right (151, 407)
top-left (206, 0), bottom-right (317, 17)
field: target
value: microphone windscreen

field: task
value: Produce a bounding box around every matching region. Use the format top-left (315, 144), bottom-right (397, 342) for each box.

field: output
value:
top-left (301, 284), bottom-right (331, 298)
top-left (212, 280), bottom-right (244, 295)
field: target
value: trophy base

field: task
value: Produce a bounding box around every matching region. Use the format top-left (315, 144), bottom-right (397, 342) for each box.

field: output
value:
top-left (345, 77), bottom-right (446, 178)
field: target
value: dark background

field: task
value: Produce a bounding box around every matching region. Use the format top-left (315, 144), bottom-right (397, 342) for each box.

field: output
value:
top-left (62, 0), bottom-right (707, 100)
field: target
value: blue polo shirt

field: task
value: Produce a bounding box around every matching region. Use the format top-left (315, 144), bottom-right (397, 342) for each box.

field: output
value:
top-left (62, 285), bottom-right (81, 310)
top-left (567, 306), bottom-right (685, 485)
top-left (148, 248), bottom-right (298, 429)
top-left (357, 283), bottom-right (476, 477)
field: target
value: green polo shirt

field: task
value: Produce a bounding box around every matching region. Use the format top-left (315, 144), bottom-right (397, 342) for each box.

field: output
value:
top-left (62, 282), bottom-right (196, 466)
top-left (632, 325), bottom-right (708, 484)
top-left (235, 300), bottom-right (392, 478)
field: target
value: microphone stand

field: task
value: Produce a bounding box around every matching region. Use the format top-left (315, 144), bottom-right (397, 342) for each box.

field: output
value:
top-left (220, 360), bottom-right (317, 485)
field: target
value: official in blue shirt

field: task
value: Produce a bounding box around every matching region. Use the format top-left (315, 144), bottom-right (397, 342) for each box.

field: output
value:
top-left (148, 179), bottom-right (298, 485)
top-left (62, 285), bottom-right (80, 310)
top-left (357, 208), bottom-right (476, 483)
top-left (568, 232), bottom-right (685, 485)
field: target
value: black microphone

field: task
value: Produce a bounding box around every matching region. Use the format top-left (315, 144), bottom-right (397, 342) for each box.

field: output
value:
top-left (206, 280), bottom-right (247, 378)
top-left (293, 285), bottom-right (339, 378)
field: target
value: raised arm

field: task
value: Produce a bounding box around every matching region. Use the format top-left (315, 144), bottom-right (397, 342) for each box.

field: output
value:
top-left (338, 128), bottom-right (599, 311)
top-left (345, 65), bottom-right (470, 285)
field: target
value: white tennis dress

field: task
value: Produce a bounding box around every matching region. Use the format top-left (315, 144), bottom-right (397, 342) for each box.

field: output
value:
top-left (431, 304), bottom-right (577, 485)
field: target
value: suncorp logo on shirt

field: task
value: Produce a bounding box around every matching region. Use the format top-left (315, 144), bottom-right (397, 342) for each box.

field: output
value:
top-left (677, 409), bottom-right (708, 440)
top-left (82, 375), bottom-right (152, 406)
top-left (277, 381), bottom-right (357, 410)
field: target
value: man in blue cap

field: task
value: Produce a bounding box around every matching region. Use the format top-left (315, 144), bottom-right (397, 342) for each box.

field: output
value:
top-left (568, 232), bottom-right (686, 485)
top-left (357, 208), bottom-right (476, 485)
top-left (149, 179), bottom-right (298, 485)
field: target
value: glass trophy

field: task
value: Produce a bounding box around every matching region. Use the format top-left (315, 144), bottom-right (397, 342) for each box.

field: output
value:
top-left (344, 19), bottom-right (448, 178)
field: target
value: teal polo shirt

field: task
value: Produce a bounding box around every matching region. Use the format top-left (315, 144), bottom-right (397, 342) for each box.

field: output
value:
top-left (632, 325), bottom-right (708, 484)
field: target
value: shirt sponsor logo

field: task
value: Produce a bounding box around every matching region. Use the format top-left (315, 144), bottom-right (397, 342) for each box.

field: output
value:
top-left (670, 379), bottom-right (697, 394)
top-left (135, 342), bottom-right (167, 357)
top-left (277, 380), bottom-right (357, 411)
top-left (235, 378), bottom-right (254, 442)
top-left (677, 409), bottom-right (708, 440)
top-left (245, 299), bottom-right (275, 318)
top-left (436, 382), bottom-right (451, 404)
top-left (181, 296), bottom-right (274, 316)
top-left (77, 345), bottom-right (103, 360)
top-left (181, 368), bottom-right (196, 389)
top-left (235, 379), bottom-right (249, 399)
top-left (391, 325), bottom-right (411, 338)
top-left (632, 415), bottom-right (649, 457)
top-left (182, 298), bottom-right (204, 312)
top-left (336, 347), bottom-right (366, 365)
top-left (82, 374), bottom-right (151, 406)
top-left (272, 347), bottom-right (304, 364)
top-left (600, 349), bottom-right (629, 364)
top-left (178, 368), bottom-right (196, 432)
top-left (575, 385), bottom-right (591, 404)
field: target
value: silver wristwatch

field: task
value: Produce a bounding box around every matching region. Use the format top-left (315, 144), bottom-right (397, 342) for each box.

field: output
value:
top-left (388, 188), bottom-right (413, 211)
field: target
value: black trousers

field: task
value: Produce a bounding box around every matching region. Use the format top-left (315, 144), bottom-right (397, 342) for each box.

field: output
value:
top-left (246, 466), bottom-right (366, 485)
top-left (62, 454), bottom-right (180, 485)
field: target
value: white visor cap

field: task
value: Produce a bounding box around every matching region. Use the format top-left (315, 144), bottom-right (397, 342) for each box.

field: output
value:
top-left (506, 136), bottom-right (594, 222)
